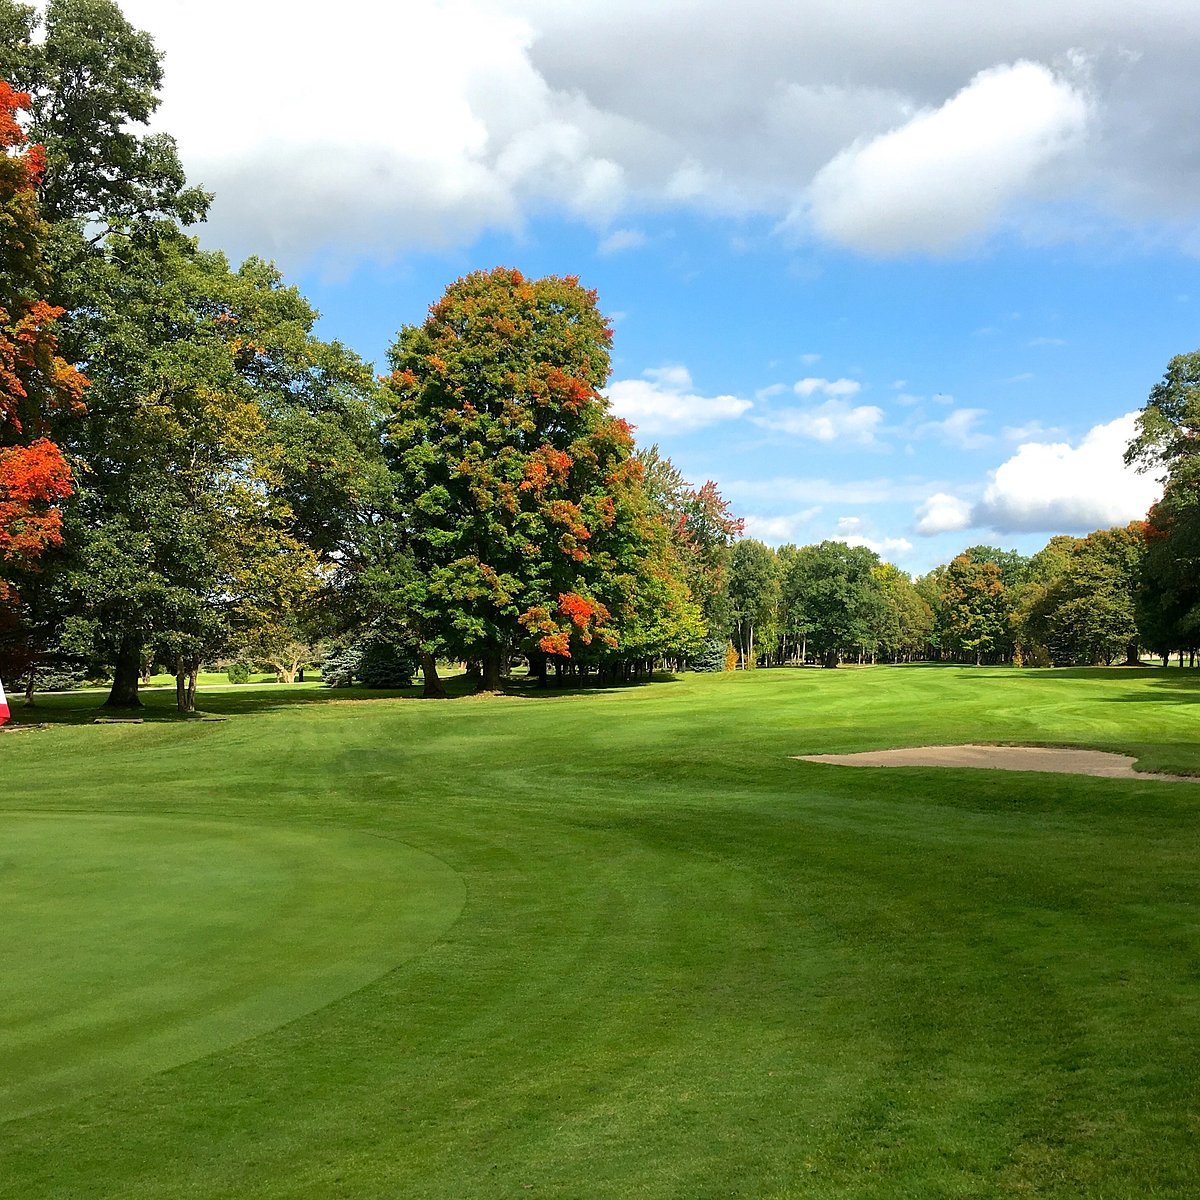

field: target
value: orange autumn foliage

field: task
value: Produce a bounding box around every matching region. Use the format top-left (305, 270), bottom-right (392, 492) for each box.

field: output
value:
top-left (0, 80), bottom-right (85, 594)
top-left (520, 591), bottom-right (612, 659)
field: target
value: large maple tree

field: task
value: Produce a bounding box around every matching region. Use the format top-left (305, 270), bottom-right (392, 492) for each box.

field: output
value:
top-left (383, 267), bottom-right (690, 690)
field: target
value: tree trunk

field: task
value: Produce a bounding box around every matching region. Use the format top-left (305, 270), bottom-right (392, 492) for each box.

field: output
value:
top-left (104, 634), bottom-right (144, 708)
top-left (528, 650), bottom-right (548, 688)
top-left (175, 663), bottom-right (198, 713)
top-left (822, 648), bottom-right (838, 669)
top-left (24, 671), bottom-right (35, 707)
top-left (480, 648), bottom-right (503, 692)
top-left (420, 651), bottom-right (446, 699)
top-left (298, 668), bottom-right (305, 683)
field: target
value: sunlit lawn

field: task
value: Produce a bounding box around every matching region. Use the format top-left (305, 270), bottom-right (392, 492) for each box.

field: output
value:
top-left (2, 665), bottom-right (1198, 1198)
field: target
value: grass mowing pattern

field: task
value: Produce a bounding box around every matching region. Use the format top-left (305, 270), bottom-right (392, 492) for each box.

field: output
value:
top-left (1, 665), bottom-right (1198, 1197)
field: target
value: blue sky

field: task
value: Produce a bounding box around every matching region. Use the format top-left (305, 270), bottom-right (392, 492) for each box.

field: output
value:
top-left (120, 0), bottom-right (1199, 574)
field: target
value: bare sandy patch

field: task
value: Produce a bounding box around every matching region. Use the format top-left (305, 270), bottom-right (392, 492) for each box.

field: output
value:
top-left (795, 744), bottom-right (1199, 782)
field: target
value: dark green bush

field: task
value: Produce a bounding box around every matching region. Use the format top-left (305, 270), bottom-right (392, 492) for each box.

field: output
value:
top-left (358, 642), bottom-right (416, 689)
top-left (690, 636), bottom-right (730, 673)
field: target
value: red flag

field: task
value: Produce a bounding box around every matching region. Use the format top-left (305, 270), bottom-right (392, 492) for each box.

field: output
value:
top-left (0, 676), bottom-right (9, 727)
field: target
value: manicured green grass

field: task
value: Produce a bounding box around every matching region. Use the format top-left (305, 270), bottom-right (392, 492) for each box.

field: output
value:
top-left (2, 666), bottom-right (1198, 1198)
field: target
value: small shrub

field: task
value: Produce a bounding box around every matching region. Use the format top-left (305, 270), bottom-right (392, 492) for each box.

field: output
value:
top-left (724, 642), bottom-right (739, 673)
top-left (226, 661), bottom-right (251, 685)
top-left (321, 644), bottom-right (362, 688)
top-left (1023, 643), bottom-right (1052, 669)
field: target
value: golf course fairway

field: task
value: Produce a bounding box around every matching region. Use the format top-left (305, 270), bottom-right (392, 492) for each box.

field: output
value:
top-left (1, 665), bottom-right (1198, 1198)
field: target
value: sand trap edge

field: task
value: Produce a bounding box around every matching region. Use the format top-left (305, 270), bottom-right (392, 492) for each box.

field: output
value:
top-left (793, 744), bottom-right (1199, 782)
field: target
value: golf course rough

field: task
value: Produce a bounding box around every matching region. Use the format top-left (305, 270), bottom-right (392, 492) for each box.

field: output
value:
top-left (1, 664), bottom-right (1199, 1199)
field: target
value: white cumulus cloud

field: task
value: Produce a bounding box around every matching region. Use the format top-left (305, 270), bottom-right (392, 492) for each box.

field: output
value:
top-left (742, 508), bottom-right (823, 543)
top-left (125, 0), bottom-right (631, 267)
top-left (606, 365), bottom-right (751, 435)
top-left (755, 399), bottom-right (885, 445)
top-left (804, 61), bottom-right (1090, 254)
top-left (914, 492), bottom-right (973, 536)
top-left (836, 534), bottom-right (915, 558)
top-left (973, 412), bottom-right (1161, 533)
top-left (111, 3), bottom-right (1200, 265)
top-left (794, 377), bottom-right (862, 397)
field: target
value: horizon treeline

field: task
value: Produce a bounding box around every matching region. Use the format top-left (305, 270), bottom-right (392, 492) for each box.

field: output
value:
top-left (719, 523), bottom-right (1191, 671)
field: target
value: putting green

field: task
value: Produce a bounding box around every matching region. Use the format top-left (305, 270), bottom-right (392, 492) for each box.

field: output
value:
top-left (0, 812), bottom-right (465, 1118)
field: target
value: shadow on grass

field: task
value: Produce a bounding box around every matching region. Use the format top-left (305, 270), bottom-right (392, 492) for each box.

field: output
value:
top-left (6, 670), bottom-right (683, 727)
top-left (1102, 675), bottom-right (1200, 703)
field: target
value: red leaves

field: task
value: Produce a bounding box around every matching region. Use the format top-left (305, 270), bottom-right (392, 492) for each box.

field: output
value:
top-left (546, 499), bottom-right (591, 561)
top-left (537, 630), bottom-right (572, 656)
top-left (0, 79), bottom-right (84, 585)
top-left (544, 366), bottom-right (594, 415)
top-left (22, 143), bottom-right (45, 186)
top-left (519, 445), bottom-right (572, 494)
top-left (0, 81), bottom-right (47, 194)
top-left (559, 591), bottom-right (598, 629)
top-left (0, 438), bottom-right (72, 562)
top-left (520, 591), bottom-right (612, 658)
top-left (0, 81), bottom-right (31, 152)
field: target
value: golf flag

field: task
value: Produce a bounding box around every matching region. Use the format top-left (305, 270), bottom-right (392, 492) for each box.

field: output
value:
top-left (0, 676), bottom-right (9, 727)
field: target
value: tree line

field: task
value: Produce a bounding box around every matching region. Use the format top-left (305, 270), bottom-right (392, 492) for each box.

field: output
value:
top-left (719, 525), bottom-right (1168, 671)
top-left (2, 2), bottom-right (1196, 712)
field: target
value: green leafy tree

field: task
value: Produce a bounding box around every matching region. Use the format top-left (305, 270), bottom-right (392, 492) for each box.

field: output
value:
top-left (63, 231), bottom-right (380, 710)
top-left (784, 541), bottom-right (885, 668)
top-left (873, 562), bottom-right (934, 663)
top-left (1126, 351), bottom-right (1200, 661)
top-left (727, 538), bottom-right (778, 668)
top-left (0, 0), bottom-right (208, 233)
top-left (636, 444), bottom-right (741, 630)
top-left (1139, 478), bottom-right (1200, 660)
top-left (1070, 525), bottom-right (1145, 665)
top-left (940, 554), bottom-right (1010, 665)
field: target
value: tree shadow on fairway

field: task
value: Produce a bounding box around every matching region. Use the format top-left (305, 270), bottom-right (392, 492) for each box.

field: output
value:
top-left (499, 670), bottom-right (682, 700)
top-left (7, 670), bottom-right (682, 727)
top-left (1102, 674), bottom-right (1200, 704)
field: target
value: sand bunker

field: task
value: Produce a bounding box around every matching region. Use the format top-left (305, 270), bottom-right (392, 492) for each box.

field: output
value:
top-left (795, 744), bottom-right (1199, 782)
